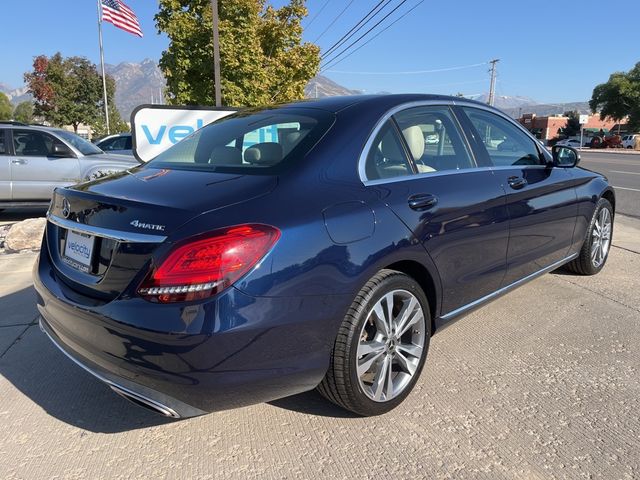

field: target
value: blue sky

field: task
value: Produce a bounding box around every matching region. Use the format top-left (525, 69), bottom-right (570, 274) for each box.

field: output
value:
top-left (1, 0), bottom-right (639, 103)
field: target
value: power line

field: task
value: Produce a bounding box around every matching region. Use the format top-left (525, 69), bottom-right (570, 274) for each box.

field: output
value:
top-left (420, 79), bottom-right (489, 89)
top-left (325, 62), bottom-right (488, 75)
top-left (313, 0), bottom-right (356, 42)
top-left (321, 0), bottom-right (411, 68)
top-left (322, 0), bottom-right (392, 58)
top-left (306, 0), bottom-right (331, 29)
top-left (320, 0), bottom-right (423, 72)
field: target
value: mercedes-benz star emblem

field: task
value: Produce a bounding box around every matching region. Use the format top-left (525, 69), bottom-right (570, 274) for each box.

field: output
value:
top-left (62, 198), bottom-right (71, 219)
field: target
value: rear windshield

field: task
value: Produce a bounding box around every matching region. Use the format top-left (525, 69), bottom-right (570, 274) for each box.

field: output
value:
top-left (145, 108), bottom-right (335, 174)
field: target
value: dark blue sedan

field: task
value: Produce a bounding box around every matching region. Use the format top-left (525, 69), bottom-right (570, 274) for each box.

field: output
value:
top-left (34, 95), bottom-right (615, 418)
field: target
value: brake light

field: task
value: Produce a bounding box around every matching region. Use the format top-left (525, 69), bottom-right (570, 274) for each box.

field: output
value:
top-left (138, 224), bottom-right (280, 303)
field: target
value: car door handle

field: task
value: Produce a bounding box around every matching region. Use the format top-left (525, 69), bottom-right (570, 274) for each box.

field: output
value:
top-left (507, 176), bottom-right (527, 190)
top-left (408, 193), bottom-right (438, 211)
top-left (11, 158), bottom-right (27, 165)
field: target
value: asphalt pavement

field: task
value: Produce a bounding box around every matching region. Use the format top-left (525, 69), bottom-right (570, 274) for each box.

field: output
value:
top-left (0, 214), bottom-right (639, 479)
top-left (579, 151), bottom-right (640, 219)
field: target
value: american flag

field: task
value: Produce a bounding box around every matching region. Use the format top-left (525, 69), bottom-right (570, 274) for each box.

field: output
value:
top-left (101, 0), bottom-right (143, 38)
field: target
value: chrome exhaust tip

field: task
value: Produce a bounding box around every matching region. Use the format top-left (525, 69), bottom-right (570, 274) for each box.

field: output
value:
top-left (109, 385), bottom-right (181, 419)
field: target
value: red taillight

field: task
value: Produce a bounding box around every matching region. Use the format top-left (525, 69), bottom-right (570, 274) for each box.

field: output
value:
top-left (138, 224), bottom-right (280, 303)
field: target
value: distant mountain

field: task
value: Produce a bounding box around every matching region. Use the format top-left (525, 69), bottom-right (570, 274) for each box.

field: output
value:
top-left (106, 64), bottom-right (361, 119)
top-left (0, 83), bottom-right (32, 106)
top-left (304, 75), bottom-right (361, 98)
top-left (105, 59), bottom-right (166, 120)
top-left (502, 101), bottom-right (591, 118)
top-left (470, 93), bottom-right (538, 110)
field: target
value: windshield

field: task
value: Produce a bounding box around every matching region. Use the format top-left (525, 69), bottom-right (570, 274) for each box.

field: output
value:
top-left (146, 108), bottom-right (335, 174)
top-left (55, 130), bottom-right (104, 155)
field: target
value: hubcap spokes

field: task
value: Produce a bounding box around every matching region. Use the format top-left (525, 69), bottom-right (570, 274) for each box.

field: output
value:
top-left (357, 289), bottom-right (426, 402)
top-left (591, 208), bottom-right (611, 268)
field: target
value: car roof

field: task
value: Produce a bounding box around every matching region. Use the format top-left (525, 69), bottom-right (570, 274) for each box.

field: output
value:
top-left (1, 124), bottom-right (68, 134)
top-left (279, 93), bottom-right (492, 113)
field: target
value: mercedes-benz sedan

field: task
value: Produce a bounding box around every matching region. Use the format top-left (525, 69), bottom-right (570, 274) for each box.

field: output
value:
top-left (34, 95), bottom-right (615, 418)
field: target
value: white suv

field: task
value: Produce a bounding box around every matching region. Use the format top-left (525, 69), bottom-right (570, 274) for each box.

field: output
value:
top-left (0, 124), bottom-right (139, 208)
top-left (622, 134), bottom-right (638, 149)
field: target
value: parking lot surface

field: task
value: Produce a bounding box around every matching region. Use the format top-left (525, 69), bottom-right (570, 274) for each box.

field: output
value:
top-left (0, 216), bottom-right (639, 479)
top-left (580, 151), bottom-right (640, 218)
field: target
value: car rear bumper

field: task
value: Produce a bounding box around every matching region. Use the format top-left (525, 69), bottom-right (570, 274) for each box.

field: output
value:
top-left (34, 252), bottom-right (351, 417)
top-left (39, 317), bottom-right (200, 418)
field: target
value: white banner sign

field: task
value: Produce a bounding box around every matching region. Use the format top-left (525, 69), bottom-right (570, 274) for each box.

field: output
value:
top-left (579, 114), bottom-right (589, 125)
top-left (131, 105), bottom-right (236, 162)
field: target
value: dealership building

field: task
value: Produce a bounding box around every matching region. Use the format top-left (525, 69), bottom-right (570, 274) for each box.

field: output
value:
top-left (517, 113), bottom-right (624, 141)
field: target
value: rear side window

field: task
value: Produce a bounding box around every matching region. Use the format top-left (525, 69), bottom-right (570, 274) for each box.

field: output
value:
top-left (147, 108), bottom-right (334, 174)
top-left (0, 130), bottom-right (6, 155)
top-left (364, 121), bottom-right (413, 180)
top-left (462, 107), bottom-right (542, 166)
top-left (393, 106), bottom-right (474, 173)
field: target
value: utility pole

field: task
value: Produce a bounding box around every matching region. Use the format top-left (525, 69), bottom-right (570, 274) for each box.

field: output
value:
top-left (211, 0), bottom-right (222, 107)
top-left (488, 59), bottom-right (499, 107)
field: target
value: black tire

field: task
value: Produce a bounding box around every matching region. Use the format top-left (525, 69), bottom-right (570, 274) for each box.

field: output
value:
top-left (317, 269), bottom-right (431, 416)
top-left (565, 198), bottom-right (613, 275)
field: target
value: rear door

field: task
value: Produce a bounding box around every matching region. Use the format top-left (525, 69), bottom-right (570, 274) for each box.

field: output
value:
top-left (458, 106), bottom-right (578, 285)
top-left (362, 105), bottom-right (509, 315)
top-left (0, 129), bottom-right (10, 200)
top-left (10, 129), bottom-right (80, 200)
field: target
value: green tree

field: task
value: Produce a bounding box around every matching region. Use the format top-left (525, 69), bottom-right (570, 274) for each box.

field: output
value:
top-left (590, 62), bottom-right (640, 131)
top-left (156, 0), bottom-right (320, 107)
top-left (560, 111), bottom-right (581, 137)
top-left (0, 92), bottom-right (12, 120)
top-left (89, 76), bottom-right (129, 137)
top-left (24, 53), bottom-right (115, 132)
top-left (13, 101), bottom-right (34, 124)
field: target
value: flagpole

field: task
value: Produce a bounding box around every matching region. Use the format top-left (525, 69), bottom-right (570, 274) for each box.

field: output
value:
top-left (97, 0), bottom-right (110, 134)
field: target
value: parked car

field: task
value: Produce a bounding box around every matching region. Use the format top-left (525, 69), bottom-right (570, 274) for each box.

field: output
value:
top-left (556, 138), bottom-right (584, 148)
top-left (497, 138), bottom-right (518, 151)
top-left (0, 125), bottom-right (139, 208)
top-left (34, 94), bottom-right (615, 419)
top-left (94, 132), bottom-right (133, 156)
top-left (621, 134), bottom-right (638, 149)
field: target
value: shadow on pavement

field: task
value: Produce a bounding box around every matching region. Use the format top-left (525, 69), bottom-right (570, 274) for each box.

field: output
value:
top-left (0, 287), bottom-right (173, 433)
top-left (0, 208), bottom-right (48, 224)
top-left (268, 389), bottom-right (360, 418)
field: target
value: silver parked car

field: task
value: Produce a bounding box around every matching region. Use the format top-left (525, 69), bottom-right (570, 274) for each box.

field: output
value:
top-left (0, 124), bottom-right (139, 208)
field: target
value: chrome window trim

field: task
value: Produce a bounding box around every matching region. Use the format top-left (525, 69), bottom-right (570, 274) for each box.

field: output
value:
top-left (358, 99), bottom-right (548, 185)
top-left (47, 213), bottom-right (167, 244)
top-left (363, 166), bottom-right (495, 186)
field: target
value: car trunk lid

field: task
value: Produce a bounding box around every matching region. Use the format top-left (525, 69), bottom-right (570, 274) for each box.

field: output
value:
top-left (45, 168), bottom-right (277, 301)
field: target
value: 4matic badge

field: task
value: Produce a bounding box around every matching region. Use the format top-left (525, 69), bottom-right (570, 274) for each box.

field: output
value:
top-left (130, 220), bottom-right (166, 232)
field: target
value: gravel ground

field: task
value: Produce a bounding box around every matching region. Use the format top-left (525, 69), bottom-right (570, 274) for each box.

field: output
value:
top-left (0, 219), bottom-right (638, 479)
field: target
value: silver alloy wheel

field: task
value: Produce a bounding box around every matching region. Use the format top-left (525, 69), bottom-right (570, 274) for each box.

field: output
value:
top-left (591, 207), bottom-right (612, 268)
top-left (356, 289), bottom-right (426, 402)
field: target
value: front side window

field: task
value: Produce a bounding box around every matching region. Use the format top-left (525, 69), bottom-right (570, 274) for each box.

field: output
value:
top-left (364, 120), bottom-right (413, 181)
top-left (12, 130), bottom-right (56, 157)
top-left (462, 107), bottom-right (542, 166)
top-left (147, 108), bottom-right (334, 174)
top-left (393, 106), bottom-right (474, 173)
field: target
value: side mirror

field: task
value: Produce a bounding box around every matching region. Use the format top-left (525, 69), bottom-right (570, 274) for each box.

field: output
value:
top-left (552, 145), bottom-right (580, 168)
top-left (52, 143), bottom-right (74, 158)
